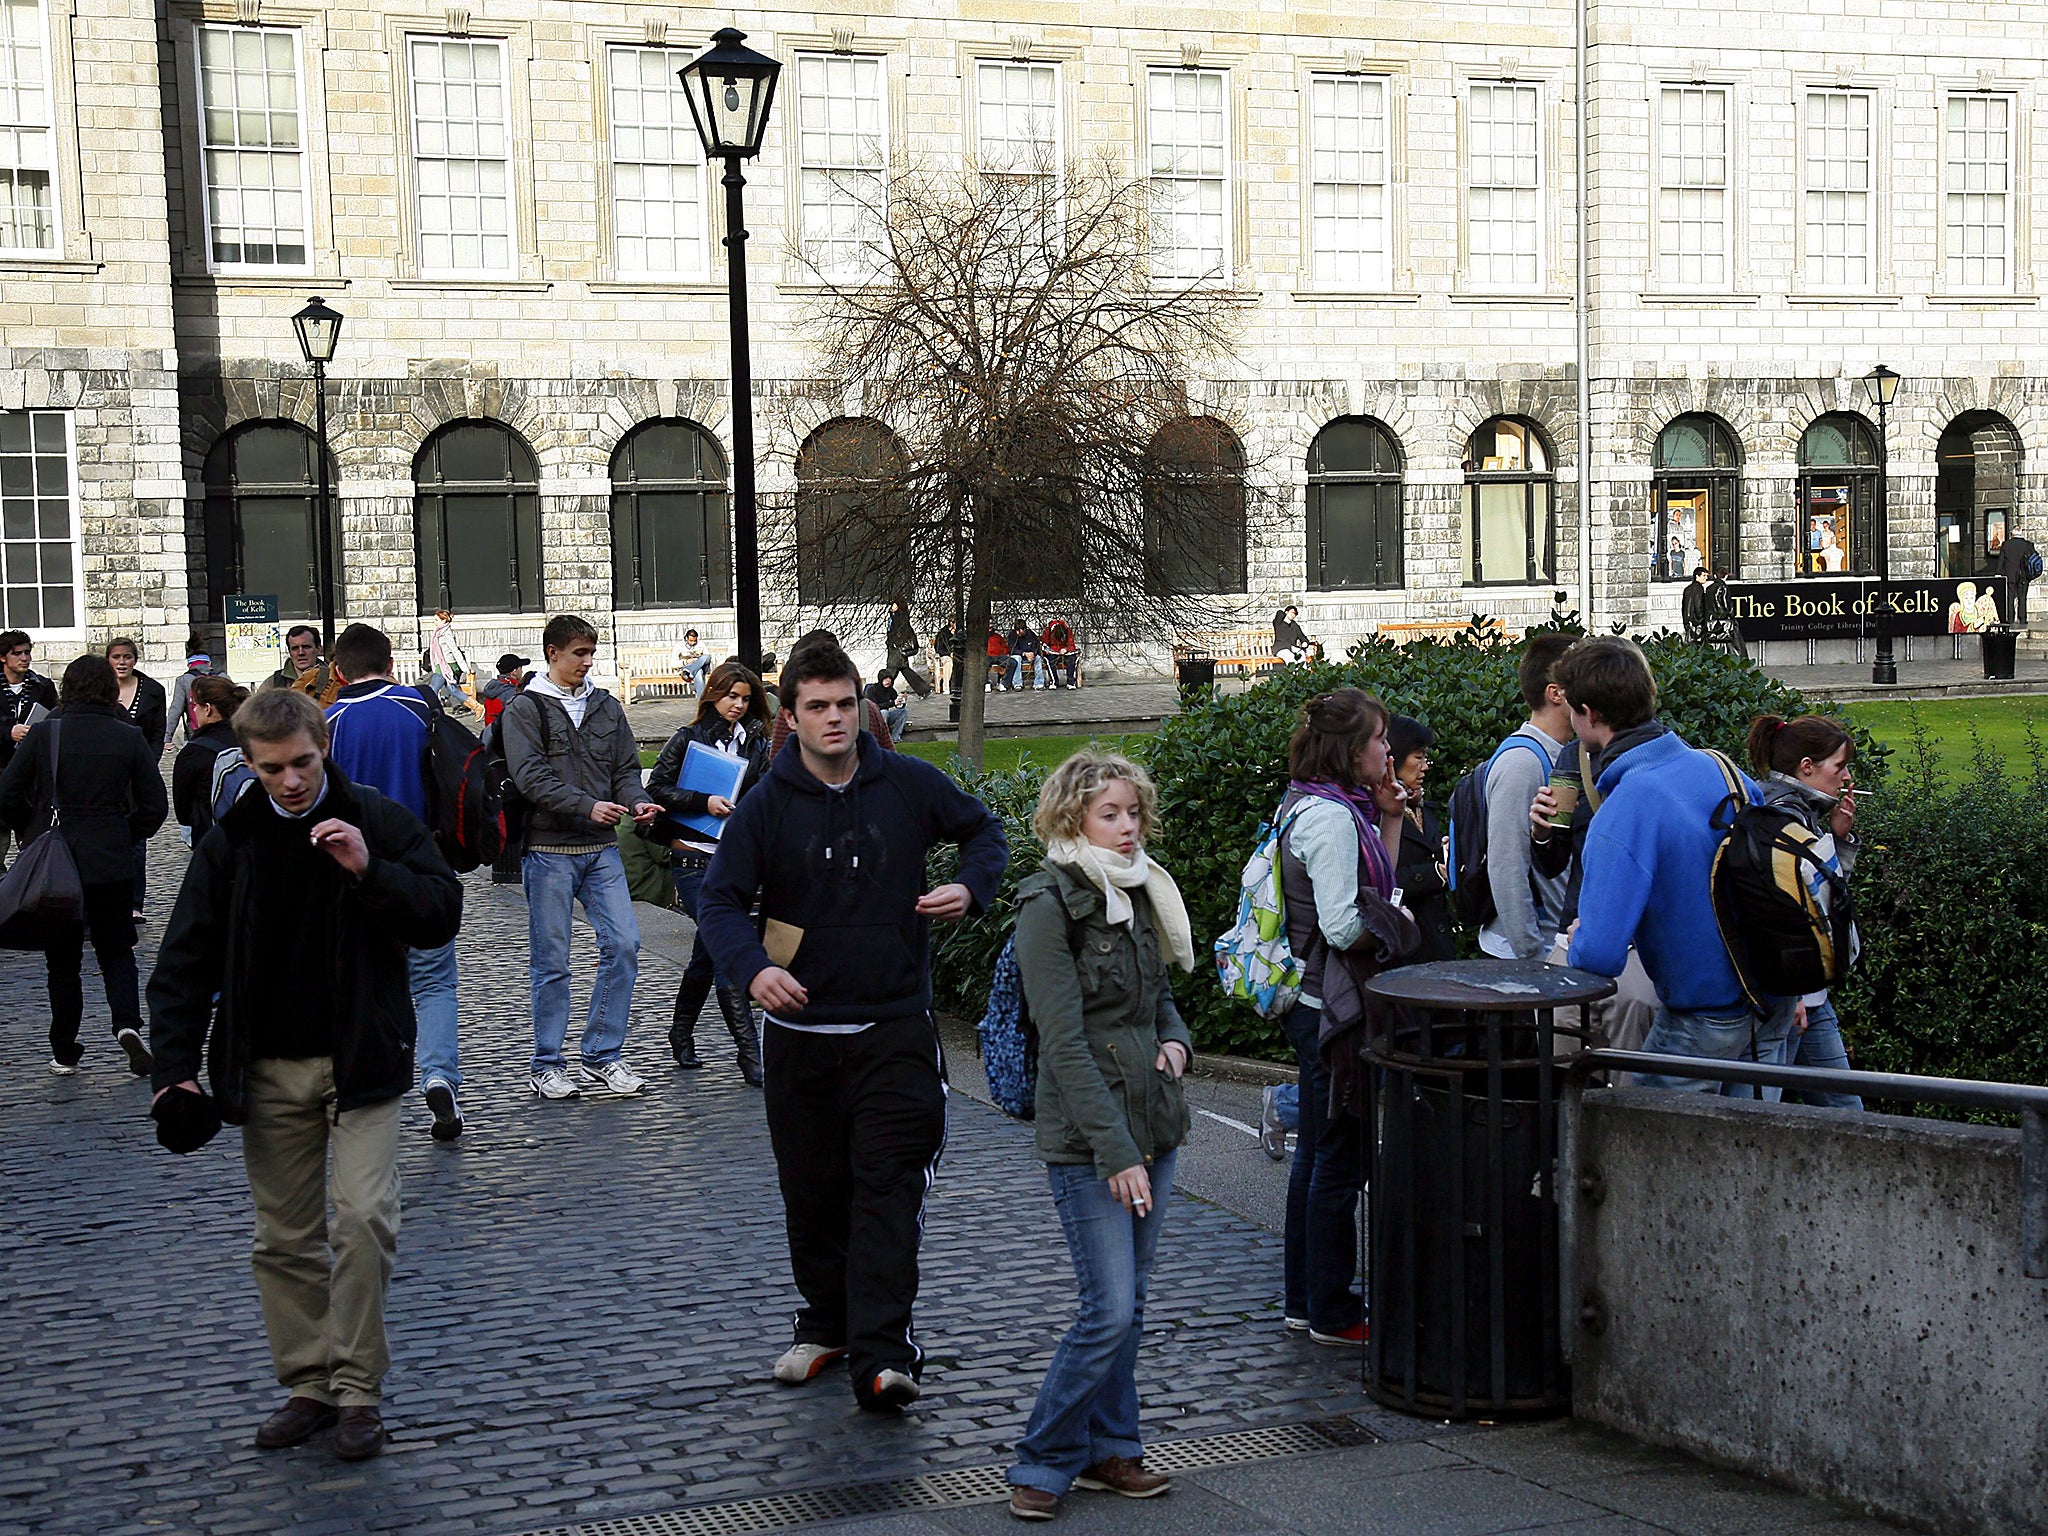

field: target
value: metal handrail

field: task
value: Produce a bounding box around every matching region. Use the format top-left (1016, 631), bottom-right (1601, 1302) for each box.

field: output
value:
top-left (1558, 1050), bottom-right (2048, 1306)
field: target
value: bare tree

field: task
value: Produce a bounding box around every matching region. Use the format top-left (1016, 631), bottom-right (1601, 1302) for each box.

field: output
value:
top-left (773, 154), bottom-right (1265, 765)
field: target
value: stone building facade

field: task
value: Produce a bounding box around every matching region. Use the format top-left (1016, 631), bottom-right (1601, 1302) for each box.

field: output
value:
top-left (2, 0), bottom-right (2045, 673)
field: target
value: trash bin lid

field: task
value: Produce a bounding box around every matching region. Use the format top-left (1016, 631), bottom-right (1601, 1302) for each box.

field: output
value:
top-left (1365, 957), bottom-right (1616, 1009)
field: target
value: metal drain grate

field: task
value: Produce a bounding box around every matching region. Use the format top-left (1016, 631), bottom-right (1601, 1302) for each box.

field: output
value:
top-left (514, 1416), bottom-right (1380, 1536)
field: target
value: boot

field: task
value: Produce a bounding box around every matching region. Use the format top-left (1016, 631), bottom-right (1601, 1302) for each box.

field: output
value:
top-left (718, 981), bottom-right (764, 1087)
top-left (670, 972), bottom-right (712, 1068)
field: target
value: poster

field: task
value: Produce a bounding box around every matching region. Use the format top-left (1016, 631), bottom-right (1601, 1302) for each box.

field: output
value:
top-left (224, 594), bottom-right (282, 686)
top-left (1725, 577), bottom-right (2008, 640)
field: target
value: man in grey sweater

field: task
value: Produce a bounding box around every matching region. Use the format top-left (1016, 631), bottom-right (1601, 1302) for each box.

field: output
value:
top-left (1477, 633), bottom-right (1575, 960)
top-left (500, 614), bottom-right (661, 1101)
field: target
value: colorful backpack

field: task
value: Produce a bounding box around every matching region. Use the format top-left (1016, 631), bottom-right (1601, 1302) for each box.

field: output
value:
top-left (978, 936), bottom-right (1037, 1119)
top-left (1214, 809), bottom-right (1307, 1020)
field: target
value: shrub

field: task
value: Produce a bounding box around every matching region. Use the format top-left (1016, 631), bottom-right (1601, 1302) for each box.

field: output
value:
top-left (1832, 723), bottom-right (2048, 1113)
top-left (928, 754), bottom-right (1050, 1022)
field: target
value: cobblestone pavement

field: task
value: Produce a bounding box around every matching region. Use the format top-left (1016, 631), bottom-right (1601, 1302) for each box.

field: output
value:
top-left (0, 832), bottom-right (1389, 1536)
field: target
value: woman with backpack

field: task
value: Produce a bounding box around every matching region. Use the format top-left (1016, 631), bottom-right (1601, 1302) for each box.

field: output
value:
top-left (171, 676), bottom-right (250, 844)
top-left (1005, 750), bottom-right (1194, 1522)
top-left (645, 660), bottom-right (773, 1084)
top-left (1746, 714), bottom-right (1863, 1110)
top-left (1274, 689), bottom-right (1417, 1347)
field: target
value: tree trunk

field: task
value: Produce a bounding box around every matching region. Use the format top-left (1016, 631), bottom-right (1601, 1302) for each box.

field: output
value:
top-left (957, 575), bottom-right (994, 769)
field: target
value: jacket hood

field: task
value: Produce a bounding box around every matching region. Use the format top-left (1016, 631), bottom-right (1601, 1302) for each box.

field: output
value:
top-left (767, 726), bottom-right (884, 797)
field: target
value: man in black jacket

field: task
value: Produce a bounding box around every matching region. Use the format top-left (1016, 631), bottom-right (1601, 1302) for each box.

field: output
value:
top-left (148, 687), bottom-right (462, 1462)
top-left (698, 643), bottom-right (1007, 1412)
top-left (0, 629), bottom-right (57, 862)
top-left (1994, 523), bottom-right (2038, 626)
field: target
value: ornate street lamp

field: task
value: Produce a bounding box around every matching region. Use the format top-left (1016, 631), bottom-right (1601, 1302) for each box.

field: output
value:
top-left (291, 295), bottom-right (343, 654)
top-left (1862, 363), bottom-right (1900, 685)
top-left (680, 28), bottom-right (781, 673)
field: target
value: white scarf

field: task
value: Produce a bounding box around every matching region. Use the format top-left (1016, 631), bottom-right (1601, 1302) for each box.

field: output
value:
top-left (1045, 837), bottom-right (1196, 971)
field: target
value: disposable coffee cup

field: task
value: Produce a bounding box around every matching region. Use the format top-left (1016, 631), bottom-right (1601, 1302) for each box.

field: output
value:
top-left (1549, 771), bottom-right (1582, 829)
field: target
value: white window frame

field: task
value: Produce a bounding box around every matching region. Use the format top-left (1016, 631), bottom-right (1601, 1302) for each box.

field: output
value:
top-left (1464, 80), bottom-right (1543, 292)
top-left (792, 50), bottom-right (889, 283)
top-left (193, 22), bottom-right (312, 276)
top-left (1653, 84), bottom-right (1730, 291)
top-left (0, 408), bottom-right (84, 637)
top-left (604, 43), bottom-right (710, 281)
top-left (1145, 66), bottom-right (1231, 284)
top-left (0, 0), bottom-right (57, 256)
top-left (1943, 91), bottom-right (2016, 293)
top-left (1800, 87), bottom-right (1876, 294)
top-left (406, 34), bottom-right (516, 278)
top-left (974, 59), bottom-right (1062, 177)
top-left (1305, 72), bottom-right (1392, 291)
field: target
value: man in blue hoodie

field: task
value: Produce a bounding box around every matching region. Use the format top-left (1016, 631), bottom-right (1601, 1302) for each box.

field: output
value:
top-left (697, 642), bottom-right (1008, 1413)
top-left (1560, 637), bottom-right (1787, 1089)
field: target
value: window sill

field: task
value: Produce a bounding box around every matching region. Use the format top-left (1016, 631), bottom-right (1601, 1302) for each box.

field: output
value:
top-left (0, 256), bottom-right (103, 275)
top-left (1448, 292), bottom-right (1572, 307)
top-left (1638, 291), bottom-right (1762, 306)
top-left (175, 272), bottom-right (346, 290)
top-left (1289, 289), bottom-right (1420, 305)
top-left (1460, 581), bottom-right (1564, 592)
top-left (386, 277), bottom-right (554, 294)
top-left (1927, 292), bottom-right (2037, 307)
top-left (587, 279), bottom-right (726, 296)
top-left (1786, 293), bottom-right (1902, 307)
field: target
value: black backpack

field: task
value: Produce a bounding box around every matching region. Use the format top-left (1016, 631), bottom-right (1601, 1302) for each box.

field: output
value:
top-left (1445, 736), bottom-right (1550, 928)
top-left (1705, 751), bottom-right (1856, 1011)
top-left (482, 695), bottom-right (549, 854)
top-left (423, 703), bottom-right (506, 873)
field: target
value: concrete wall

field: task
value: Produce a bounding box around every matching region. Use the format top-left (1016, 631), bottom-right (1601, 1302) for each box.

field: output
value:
top-left (1568, 1089), bottom-right (2047, 1536)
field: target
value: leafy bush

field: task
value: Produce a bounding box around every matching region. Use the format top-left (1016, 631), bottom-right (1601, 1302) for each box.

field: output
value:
top-left (1833, 724), bottom-right (2048, 1112)
top-left (928, 754), bottom-right (1050, 1022)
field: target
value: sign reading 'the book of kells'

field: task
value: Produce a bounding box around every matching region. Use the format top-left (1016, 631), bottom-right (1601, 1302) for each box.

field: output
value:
top-left (1726, 577), bottom-right (2010, 640)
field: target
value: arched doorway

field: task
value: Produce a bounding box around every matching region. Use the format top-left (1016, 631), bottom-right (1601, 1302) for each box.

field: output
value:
top-left (1935, 412), bottom-right (2022, 578)
top-left (1796, 414), bottom-right (1879, 576)
top-left (201, 420), bottom-right (334, 620)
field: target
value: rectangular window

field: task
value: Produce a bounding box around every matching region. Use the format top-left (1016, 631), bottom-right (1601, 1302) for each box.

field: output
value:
top-left (409, 36), bottom-right (512, 275)
top-left (0, 410), bottom-right (76, 629)
top-left (196, 25), bottom-right (307, 270)
top-left (608, 45), bottom-right (705, 278)
top-left (1147, 67), bottom-right (1228, 282)
top-left (1307, 74), bottom-right (1389, 289)
top-left (1803, 89), bottom-right (1872, 290)
top-left (1656, 86), bottom-right (1727, 288)
top-left (794, 52), bottom-right (886, 279)
top-left (1466, 82), bottom-right (1541, 289)
top-left (976, 60), bottom-right (1059, 175)
top-left (0, 0), bottom-right (54, 252)
top-left (1945, 93), bottom-right (2012, 290)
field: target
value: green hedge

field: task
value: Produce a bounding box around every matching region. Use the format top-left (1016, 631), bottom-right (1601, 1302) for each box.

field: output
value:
top-left (1832, 725), bottom-right (2048, 1111)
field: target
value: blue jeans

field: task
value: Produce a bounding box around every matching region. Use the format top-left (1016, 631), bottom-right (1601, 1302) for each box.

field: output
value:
top-left (881, 704), bottom-right (908, 740)
top-left (1281, 1001), bottom-right (1364, 1331)
top-left (410, 939), bottom-right (461, 1090)
top-left (1009, 1150), bottom-right (1177, 1496)
top-left (425, 671), bottom-right (469, 713)
top-left (671, 862), bottom-right (717, 987)
top-left (1273, 1081), bottom-right (1300, 1131)
top-left (1637, 1002), bottom-right (1792, 1098)
top-left (523, 846), bottom-right (641, 1073)
top-left (681, 654), bottom-right (711, 692)
top-left (992, 656), bottom-right (1022, 688)
top-left (1772, 996), bottom-right (1863, 1110)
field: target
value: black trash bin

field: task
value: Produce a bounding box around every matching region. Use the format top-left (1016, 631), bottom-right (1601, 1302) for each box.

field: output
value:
top-left (1983, 627), bottom-right (2018, 680)
top-left (1175, 653), bottom-right (1215, 702)
top-left (1362, 959), bottom-right (1612, 1420)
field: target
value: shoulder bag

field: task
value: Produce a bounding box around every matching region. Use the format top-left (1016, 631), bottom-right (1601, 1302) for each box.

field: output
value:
top-left (0, 719), bottom-right (87, 949)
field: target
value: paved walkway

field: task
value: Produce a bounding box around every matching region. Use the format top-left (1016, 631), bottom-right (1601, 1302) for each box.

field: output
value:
top-left (0, 832), bottom-right (1909, 1536)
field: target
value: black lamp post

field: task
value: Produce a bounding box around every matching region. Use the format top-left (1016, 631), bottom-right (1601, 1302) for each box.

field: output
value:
top-left (680, 28), bottom-right (781, 674)
top-left (291, 295), bottom-right (343, 654)
top-left (1863, 363), bottom-right (1900, 685)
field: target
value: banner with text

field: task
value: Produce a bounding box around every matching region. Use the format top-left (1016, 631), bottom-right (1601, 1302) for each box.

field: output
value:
top-left (1726, 576), bottom-right (2010, 640)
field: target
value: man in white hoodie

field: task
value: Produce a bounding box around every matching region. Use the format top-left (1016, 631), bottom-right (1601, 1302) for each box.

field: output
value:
top-left (497, 615), bottom-right (662, 1101)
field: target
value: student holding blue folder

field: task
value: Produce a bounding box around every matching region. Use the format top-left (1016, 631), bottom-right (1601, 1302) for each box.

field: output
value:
top-left (645, 661), bottom-right (773, 1082)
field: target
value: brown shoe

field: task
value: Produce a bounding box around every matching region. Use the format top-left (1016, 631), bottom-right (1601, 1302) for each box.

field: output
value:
top-left (1076, 1456), bottom-right (1170, 1498)
top-left (254, 1396), bottom-right (337, 1449)
top-left (1008, 1486), bottom-right (1060, 1520)
top-left (332, 1405), bottom-right (387, 1461)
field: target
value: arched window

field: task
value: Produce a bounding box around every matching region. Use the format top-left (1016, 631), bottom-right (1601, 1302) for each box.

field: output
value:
top-left (1796, 413), bottom-right (1879, 577)
top-left (1652, 414), bottom-right (1742, 581)
top-left (1306, 417), bottom-right (1403, 591)
top-left (1143, 417), bottom-right (1247, 595)
top-left (1462, 416), bottom-right (1554, 585)
top-left (1936, 411), bottom-right (2022, 579)
top-left (610, 419), bottom-right (731, 609)
top-left (201, 420), bottom-right (334, 621)
top-left (794, 418), bottom-right (909, 606)
top-left (414, 421), bottom-right (542, 614)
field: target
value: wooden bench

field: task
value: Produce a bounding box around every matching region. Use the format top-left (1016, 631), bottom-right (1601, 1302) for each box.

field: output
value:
top-left (1375, 619), bottom-right (1485, 643)
top-left (617, 643), bottom-right (700, 704)
top-left (1174, 628), bottom-right (1286, 678)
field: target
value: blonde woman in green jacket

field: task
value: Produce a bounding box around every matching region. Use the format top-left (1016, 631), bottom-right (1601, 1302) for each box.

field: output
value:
top-left (1005, 751), bottom-right (1196, 1522)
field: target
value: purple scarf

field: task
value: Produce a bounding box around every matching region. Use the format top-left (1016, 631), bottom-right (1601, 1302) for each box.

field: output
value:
top-left (1288, 779), bottom-right (1396, 898)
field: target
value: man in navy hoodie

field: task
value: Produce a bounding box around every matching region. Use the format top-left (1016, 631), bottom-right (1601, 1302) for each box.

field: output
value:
top-left (1560, 637), bottom-right (1788, 1088)
top-left (697, 643), bottom-right (1008, 1412)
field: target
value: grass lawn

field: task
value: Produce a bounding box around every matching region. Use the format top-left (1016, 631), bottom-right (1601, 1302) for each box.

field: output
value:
top-left (1842, 694), bottom-right (2048, 783)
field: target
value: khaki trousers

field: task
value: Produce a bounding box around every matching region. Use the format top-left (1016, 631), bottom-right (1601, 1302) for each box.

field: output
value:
top-left (242, 1057), bottom-right (402, 1407)
top-left (1549, 935), bottom-right (1659, 1055)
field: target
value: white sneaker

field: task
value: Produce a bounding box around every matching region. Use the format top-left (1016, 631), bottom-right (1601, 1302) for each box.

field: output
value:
top-left (529, 1067), bottom-right (580, 1100)
top-left (576, 1060), bottom-right (646, 1096)
top-left (116, 1027), bottom-right (152, 1078)
top-left (774, 1341), bottom-right (848, 1384)
top-left (868, 1368), bottom-right (921, 1410)
top-left (48, 1058), bottom-right (76, 1076)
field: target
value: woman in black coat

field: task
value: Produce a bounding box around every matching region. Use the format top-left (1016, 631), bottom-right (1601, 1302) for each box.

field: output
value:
top-left (0, 654), bottom-right (169, 1076)
top-left (1387, 715), bottom-right (1456, 963)
top-left (170, 674), bottom-right (250, 839)
top-left (106, 637), bottom-right (168, 918)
